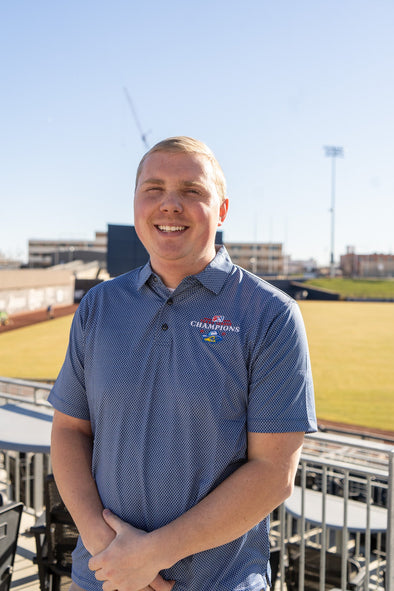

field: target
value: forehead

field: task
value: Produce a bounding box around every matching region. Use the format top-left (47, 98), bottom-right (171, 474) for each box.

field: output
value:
top-left (137, 151), bottom-right (215, 185)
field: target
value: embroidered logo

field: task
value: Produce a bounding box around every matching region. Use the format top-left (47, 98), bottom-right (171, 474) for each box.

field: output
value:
top-left (201, 330), bottom-right (223, 343)
top-left (190, 315), bottom-right (240, 343)
top-left (212, 315), bottom-right (224, 323)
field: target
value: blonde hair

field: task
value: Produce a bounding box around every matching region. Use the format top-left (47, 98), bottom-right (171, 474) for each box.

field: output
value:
top-left (135, 136), bottom-right (227, 203)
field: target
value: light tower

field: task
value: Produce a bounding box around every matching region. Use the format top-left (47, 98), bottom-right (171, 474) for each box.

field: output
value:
top-left (324, 146), bottom-right (344, 277)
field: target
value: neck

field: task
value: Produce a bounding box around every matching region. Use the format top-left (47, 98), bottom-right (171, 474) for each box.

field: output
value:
top-left (151, 263), bottom-right (201, 289)
top-left (151, 248), bottom-right (218, 289)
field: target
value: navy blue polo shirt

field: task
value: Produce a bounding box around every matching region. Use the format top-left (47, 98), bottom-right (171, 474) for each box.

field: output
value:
top-left (49, 246), bottom-right (316, 591)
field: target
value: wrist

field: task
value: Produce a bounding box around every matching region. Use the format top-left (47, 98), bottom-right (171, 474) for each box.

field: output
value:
top-left (81, 519), bottom-right (116, 556)
top-left (149, 525), bottom-right (184, 570)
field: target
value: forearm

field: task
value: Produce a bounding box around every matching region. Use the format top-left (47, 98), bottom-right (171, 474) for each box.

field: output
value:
top-left (153, 431), bottom-right (304, 569)
top-left (154, 460), bottom-right (285, 566)
top-left (89, 432), bottom-right (303, 591)
top-left (51, 411), bottom-right (115, 555)
top-left (90, 457), bottom-right (287, 590)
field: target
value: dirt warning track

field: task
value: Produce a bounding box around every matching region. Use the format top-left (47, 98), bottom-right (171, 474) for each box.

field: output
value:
top-left (0, 304), bottom-right (78, 333)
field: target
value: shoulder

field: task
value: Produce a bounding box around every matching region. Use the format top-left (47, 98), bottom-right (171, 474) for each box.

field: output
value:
top-left (84, 268), bottom-right (141, 300)
top-left (226, 264), bottom-right (295, 312)
top-left (76, 268), bottom-right (142, 323)
top-left (221, 265), bottom-right (305, 346)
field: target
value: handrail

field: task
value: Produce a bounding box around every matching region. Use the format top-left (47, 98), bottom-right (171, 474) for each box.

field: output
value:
top-left (0, 392), bottom-right (51, 407)
top-left (306, 430), bottom-right (394, 454)
top-left (0, 377), bottom-right (52, 391)
top-left (301, 452), bottom-right (388, 479)
top-left (0, 376), bottom-right (52, 405)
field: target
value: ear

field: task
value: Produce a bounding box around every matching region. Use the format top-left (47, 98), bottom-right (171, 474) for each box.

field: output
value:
top-left (218, 198), bottom-right (229, 226)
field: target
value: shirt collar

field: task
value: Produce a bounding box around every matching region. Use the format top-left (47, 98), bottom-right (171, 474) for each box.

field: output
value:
top-left (192, 246), bottom-right (233, 294)
top-left (136, 246), bottom-right (233, 294)
top-left (136, 261), bottom-right (156, 290)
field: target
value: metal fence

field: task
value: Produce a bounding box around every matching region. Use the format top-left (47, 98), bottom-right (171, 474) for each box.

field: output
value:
top-left (271, 432), bottom-right (394, 591)
top-left (0, 378), bottom-right (53, 513)
top-left (0, 376), bottom-right (52, 404)
top-left (0, 449), bottom-right (51, 514)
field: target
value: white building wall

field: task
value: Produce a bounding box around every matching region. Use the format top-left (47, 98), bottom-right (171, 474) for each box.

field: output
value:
top-left (0, 270), bottom-right (75, 314)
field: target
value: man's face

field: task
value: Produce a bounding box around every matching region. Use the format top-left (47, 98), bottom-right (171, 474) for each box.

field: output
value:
top-left (134, 151), bottom-right (228, 282)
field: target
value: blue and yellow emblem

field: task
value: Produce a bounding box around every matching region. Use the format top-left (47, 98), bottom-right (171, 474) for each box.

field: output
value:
top-left (201, 330), bottom-right (223, 343)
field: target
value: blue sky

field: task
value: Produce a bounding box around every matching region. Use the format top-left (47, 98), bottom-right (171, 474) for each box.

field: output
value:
top-left (1, 0), bottom-right (393, 266)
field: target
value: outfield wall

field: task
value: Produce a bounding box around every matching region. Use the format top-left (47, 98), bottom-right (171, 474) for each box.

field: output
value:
top-left (267, 279), bottom-right (340, 300)
top-left (0, 269), bottom-right (75, 314)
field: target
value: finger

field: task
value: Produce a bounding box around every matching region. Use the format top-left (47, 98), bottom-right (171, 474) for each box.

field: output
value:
top-left (101, 509), bottom-right (124, 533)
top-left (93, 568), bottom-right (107, 582)
top-left (89, 554), bottom-right (104, 571)
top-left (149, 575), bottom-right (176, 591)
top-left (88, 553), bottom-right (101, 573)
top-left (89, 547), bottom-right (107, 571)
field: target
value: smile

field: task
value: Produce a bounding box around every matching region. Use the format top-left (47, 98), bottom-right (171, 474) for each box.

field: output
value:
top-left (156, 225), bottom-right (187, 232)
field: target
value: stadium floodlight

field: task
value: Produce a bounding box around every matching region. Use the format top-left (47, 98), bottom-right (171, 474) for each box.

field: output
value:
top-left (324, 146), bottom-right (344, 277)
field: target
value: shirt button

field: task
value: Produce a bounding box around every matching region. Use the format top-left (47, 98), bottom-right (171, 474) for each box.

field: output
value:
top-left (162, 323), bottom-right (168, 331)
top-left (167, 299), bottom-right (173, 305)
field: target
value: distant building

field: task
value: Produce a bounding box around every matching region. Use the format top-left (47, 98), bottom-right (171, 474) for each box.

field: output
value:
top-left (107, 225), bottom-right (149, 277)
top-left (0, 269), bottom-right (75, 315)
top-left (285, 257), bottom-right (318, 277)
top-left (224, 242), bottom-right (284, 276)
top-left (340, 247), bottom-right (394, 278)
top-left (28, 232), bottom-right (107, 268)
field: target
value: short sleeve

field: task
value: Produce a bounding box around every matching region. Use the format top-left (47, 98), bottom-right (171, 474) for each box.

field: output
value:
top-left (247, 301), bottom-right (316, 434)
top-left (48, 301), bottom-right (90, 420)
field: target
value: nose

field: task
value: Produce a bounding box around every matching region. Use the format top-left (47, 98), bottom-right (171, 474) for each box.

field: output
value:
top-left (159, 191), bottom-right (183, 214)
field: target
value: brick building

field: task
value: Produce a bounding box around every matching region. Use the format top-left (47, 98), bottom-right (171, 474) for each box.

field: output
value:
top-left (224, 242), bottom-right (284, 276)
top-left (340, 247), bottom-right (394, 278)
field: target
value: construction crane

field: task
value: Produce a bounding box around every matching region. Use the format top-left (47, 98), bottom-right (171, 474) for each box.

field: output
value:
top-left (123, 87), bottom-right (150, 150)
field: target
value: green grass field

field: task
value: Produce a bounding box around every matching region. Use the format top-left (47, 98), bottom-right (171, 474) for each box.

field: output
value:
top-left (298, 301), bottom-right (394, 431)
top-left (0, 315), bottom-right (73, 380)
top-left (303, 277), bottom-right (394, 300)
top-left (1, 302), bottom-right (393, 431)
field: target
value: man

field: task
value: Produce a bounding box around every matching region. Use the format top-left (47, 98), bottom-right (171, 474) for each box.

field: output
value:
top-left (50, 136), bottom-right (317, 591)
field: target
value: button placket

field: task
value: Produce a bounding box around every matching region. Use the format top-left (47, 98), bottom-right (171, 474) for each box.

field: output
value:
top-left (156, 298), bottom-right (174, 346)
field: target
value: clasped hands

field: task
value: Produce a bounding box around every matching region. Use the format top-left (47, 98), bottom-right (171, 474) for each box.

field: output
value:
top-left (88, 509), bottom-right (175, 591)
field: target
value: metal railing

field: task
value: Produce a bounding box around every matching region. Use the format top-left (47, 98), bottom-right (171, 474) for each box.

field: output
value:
top-left (0, 378), bottom-right (53, 513)
top-left (272, 432), bottom-right (394, 591)
top-left (0, 449), bottom-right (51, 514)
top-left (0, 376), bottom-right (52, 405)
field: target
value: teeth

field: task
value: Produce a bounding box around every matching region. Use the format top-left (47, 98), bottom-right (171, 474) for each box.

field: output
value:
top-left (158, 225), bottom-right (186, 232)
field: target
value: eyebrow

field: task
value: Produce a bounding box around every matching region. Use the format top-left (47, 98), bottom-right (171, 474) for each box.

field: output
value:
top-left (182, 180), bottom-right (205, 188)
top-left (140, 179), bottom-right (205, 189)
top-left (140, 178), bottom-right (165, 186)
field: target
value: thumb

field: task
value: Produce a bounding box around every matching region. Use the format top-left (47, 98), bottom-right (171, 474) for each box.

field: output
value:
top-left (102, 508), bottom-right (124, 532)
top-left (150, 575), bottom-right (176, 590)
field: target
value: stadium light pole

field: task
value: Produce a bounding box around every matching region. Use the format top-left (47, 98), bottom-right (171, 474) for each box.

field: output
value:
top-left (324, 146), bottom-right (344, 277)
